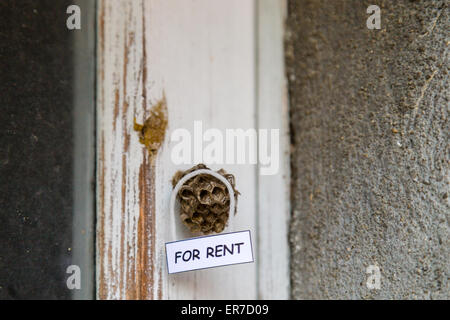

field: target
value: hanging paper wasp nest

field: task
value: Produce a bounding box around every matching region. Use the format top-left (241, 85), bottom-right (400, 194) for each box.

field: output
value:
top-left (172, 164), bottom-right (239, 235)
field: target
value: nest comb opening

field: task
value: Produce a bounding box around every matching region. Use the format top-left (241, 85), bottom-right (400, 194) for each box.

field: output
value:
top-left (172, 164), bottom-right (239, 235)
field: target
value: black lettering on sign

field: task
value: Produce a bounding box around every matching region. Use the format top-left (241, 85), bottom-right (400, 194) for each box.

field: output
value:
top-left (206, 247), bottom-right (214, 258)
top-left (175, 249), bottom-right (201, 263)
top-left (206, 242), bottom-right (245, 258)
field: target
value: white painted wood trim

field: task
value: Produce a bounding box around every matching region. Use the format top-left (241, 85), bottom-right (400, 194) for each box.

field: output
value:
top-left (97, 0), bottom-right (289, 300)
top-left (256, 0), bottom-right (290, 299)
top-left (72, 0), bottom-right (96, 300)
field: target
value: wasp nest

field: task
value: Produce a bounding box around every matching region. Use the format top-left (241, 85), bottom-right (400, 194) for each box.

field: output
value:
top-left (172, 164), bottom-right (239, 235)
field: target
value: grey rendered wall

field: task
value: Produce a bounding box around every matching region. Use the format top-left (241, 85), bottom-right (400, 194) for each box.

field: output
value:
top-left (286, 0), bottom-right (448, 299)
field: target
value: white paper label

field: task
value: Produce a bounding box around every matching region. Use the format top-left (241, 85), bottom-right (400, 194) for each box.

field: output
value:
top-left (165, 230), bottom-right (254, 274)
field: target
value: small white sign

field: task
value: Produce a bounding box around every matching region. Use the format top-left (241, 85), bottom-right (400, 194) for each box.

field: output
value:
top-left (165, 230), bottom-right (254, 274)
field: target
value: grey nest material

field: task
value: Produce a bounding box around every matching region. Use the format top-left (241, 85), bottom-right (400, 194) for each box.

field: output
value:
top-left (172, 164), bottom-right (239, 235)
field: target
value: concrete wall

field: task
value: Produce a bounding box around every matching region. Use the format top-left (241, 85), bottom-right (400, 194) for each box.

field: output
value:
top-left (286, 0), bottom-right (448, 299)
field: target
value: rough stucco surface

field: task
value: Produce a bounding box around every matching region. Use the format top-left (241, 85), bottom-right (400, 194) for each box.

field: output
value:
top-left (286, 0), bottom-right (448, 299)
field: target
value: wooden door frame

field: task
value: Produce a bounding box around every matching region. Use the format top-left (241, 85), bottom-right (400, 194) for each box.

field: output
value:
top-left (96, 0), bottom-right (289, 299)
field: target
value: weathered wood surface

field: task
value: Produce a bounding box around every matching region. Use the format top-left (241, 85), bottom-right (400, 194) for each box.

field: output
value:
top-left (97, 0), bottom-right (289, 299)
